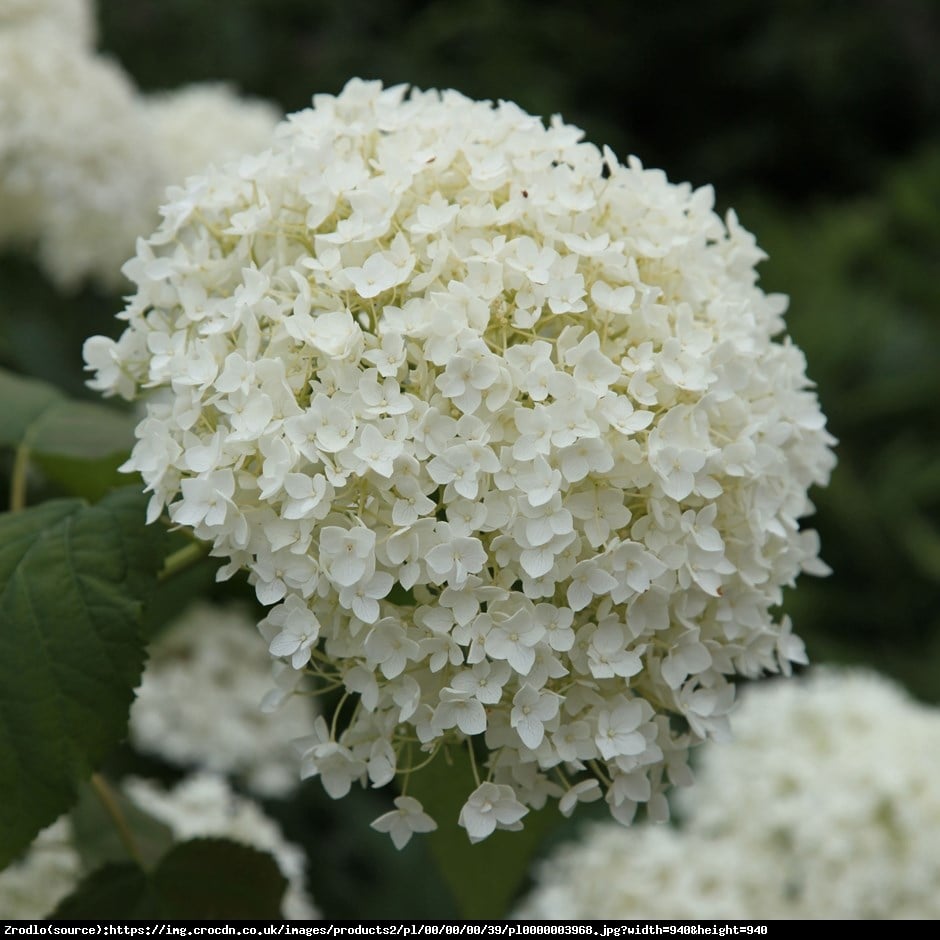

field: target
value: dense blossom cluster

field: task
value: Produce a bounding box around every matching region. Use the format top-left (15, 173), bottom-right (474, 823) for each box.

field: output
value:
top-left (130, 602), bottom-right (315, 797)
top-left (0, 1), bottom-right (279, 288)
top-left (518, 670), bottom-right (940, 919)
top-left (86, 79), bottom-right (835, 843)
top-left (0, 775), bottom-right (318, 919)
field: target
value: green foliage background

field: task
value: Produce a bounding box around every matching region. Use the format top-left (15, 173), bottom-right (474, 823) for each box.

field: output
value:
top-left (1, 0), bottom-right (938, 919)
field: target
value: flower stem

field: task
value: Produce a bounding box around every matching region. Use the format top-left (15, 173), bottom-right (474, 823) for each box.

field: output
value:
top-left (330, 691), bottom-right (351, 740)
top-left (466, 738), bottom-right (481, 788)
top-left (158, 540), bottom-right (208, 582)
top-left (9, 444), bottom-right (30, 512)
top-left (396, 742), bottom-right (441, 777)
top-left (90, 772), bottom-right (144, 867)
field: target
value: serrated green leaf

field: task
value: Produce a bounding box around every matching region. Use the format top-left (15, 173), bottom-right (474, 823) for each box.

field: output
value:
top-left (0, 487), bottom-right (167, 867)
top-left (408, 745), bottom-right (558, 918)
top-left (51, 863), bottom-right (157, 918)
top-left (0, 367), bottom-right (135, 459)
top-left (152, 838), bottom-right (287, 918)
top-left (51, 840), bottom-right (286, 919)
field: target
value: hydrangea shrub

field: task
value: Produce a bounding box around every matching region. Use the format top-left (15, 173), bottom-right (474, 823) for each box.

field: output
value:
top-left (86, 79), bottom-right (835, 844)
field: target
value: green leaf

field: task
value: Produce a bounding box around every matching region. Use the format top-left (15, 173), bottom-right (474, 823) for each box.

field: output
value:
top-left (25, 400), bottom-right (136, 461)
top-left (0, 369), bottom-right (61, 446)
top-left (51, 863), bottom-right (157, 918)
top-left (52, 840), bottom-right (287, 919)
top-left (0, 487), bottom-right (167, 868)
top-left (0, 367), bottom-right (136, 501)
top-left (32, 453), bottom-right (133, 504)
top-left (0, 367), bottom-right (135, 459)
top-left (408, 745), bottom-right (558, 918)
top-left (152, 838), bottom-right (287, 918)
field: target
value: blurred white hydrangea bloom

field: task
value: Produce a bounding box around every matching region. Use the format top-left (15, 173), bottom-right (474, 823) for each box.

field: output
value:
top-left (0, 27), bottom-right (160, 286)
top-left (85, 79), bottom-right (835, 843)
top-left (142, 84), bottom-right (281, 188)
top-left (125, 773), bottom-right (319, 920)
top-left (130, 602), bottom-right (315, 797)
top-left (0, 13), bottom-right (280, 289)
top-left (0, 0), bottom-right (95, 47)
top-left (0, 818), bottom-right (81, 919)
top-left (519, 670), bottom-right (940, 919)
top-left (0, 775), bottom-right (319, 919)
top-left (516, 822), bottom-right (755, 920)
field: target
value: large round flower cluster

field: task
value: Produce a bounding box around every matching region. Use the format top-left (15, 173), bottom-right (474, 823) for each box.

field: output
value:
top-left (519, 670), bottom-right (940, 919)
top-left (85, 79), bottom-right (835, 843)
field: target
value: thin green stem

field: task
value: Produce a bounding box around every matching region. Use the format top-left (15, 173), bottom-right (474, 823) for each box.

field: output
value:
top-left (330, 691), bottom-right (351, 740)
top-left (466, 738), bottom-right (481, 788)
top-left (90, 773), bottom-right (144, 867)
top-left (158, 540), bottom-right (208, 582)
top-left (588, 758), bottom-right (613, 788)
top-left (300, 679), bottom-right (345, 697)
top-left (396, 742), bottom-right (441, 777)
top-left (398, 743), bottom-right (414, 796)
top-left (9, 444), bottom-right (30, 512)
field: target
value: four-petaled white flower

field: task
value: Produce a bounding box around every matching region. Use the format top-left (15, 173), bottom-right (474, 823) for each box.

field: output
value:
top-left (510, 684), bottom-right (561, 749)
top-left (558, 779), bottom-right (603, 817)
top-left (433, 687), bottom-right (488, 736)
top-left (425, 534), bottom-right (488, 587)
top-left (459, 782), bottom-right (528, 843)
top-left (370, 796), bottom-right (438, 850)
top-left (596, 700), bottom-right (651, 761)
top-left (265, 595), bottom-right (322, 669)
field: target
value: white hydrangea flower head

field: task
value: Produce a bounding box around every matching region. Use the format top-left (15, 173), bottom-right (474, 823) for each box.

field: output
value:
top-left (124, 773), bottom-right (319, 920)
top-left (678, 669), bottom-right (940, 918)
top-left (0, 818), bottom-right (81, 919)
top-left (85, 79), bottom-right (836, 843)
top-left (142, 84), bottom-right (282, 189)
top-left (130, 602), bottom-right (316, 797)
top-left (0, 26), bottom-right (162, 287)
top-left (0, 0), bottom-right (95, 47)
top-left (519, 670), bottom-right (940, 919)
top-left (0, 29), bottom-right (279, 289)
top-left (516, 822), bottom-right (757, 920)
